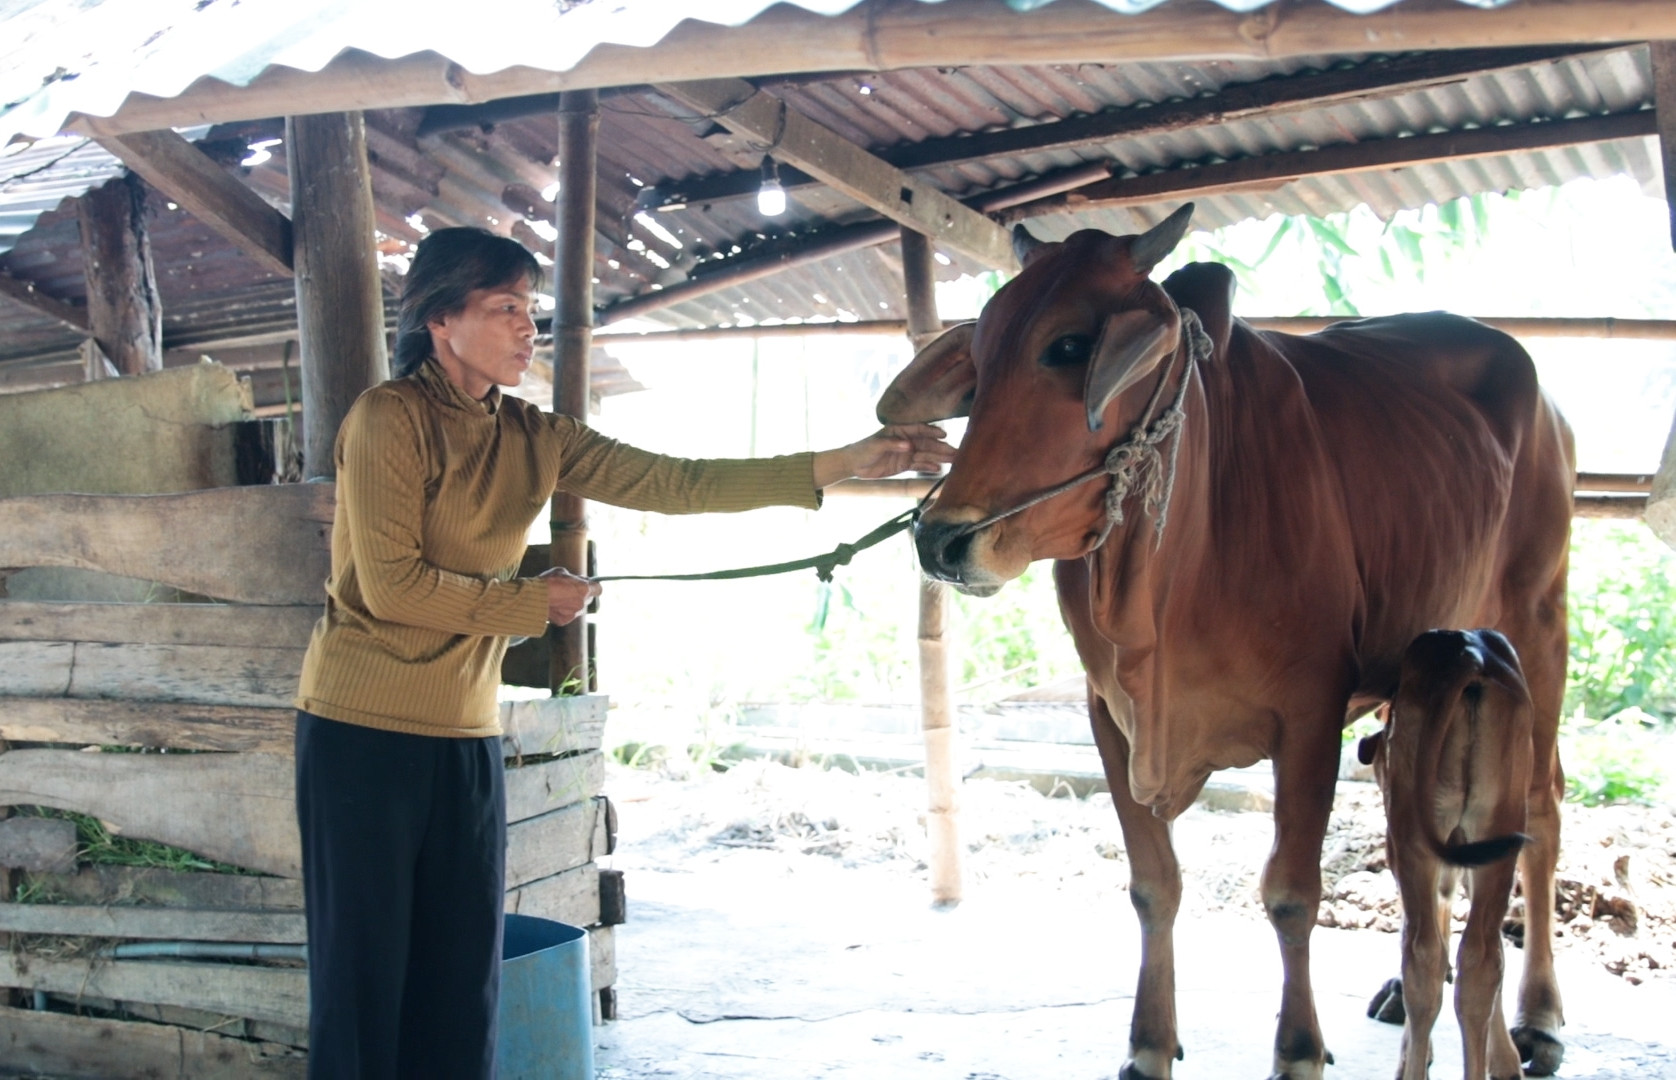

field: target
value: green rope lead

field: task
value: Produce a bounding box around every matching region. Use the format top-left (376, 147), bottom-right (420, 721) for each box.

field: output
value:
top-left (591, 505), bottom-right (920, 585)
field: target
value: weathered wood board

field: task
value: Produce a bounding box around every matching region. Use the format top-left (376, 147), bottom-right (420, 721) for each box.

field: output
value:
top-left (502, 693), bottom-right (608, 758)
top-left (0, 902), bottom-right (304, 943)
top-left (0, 955), bottom-right (308, 1029)
top-left (589, 924), bottom-right (616, 995)
top-left (0, 601), bottom-right (319, 648)
top-left (0, 749), bottom-right (611, 882)
top-left (0, 749), bottom-right (299, 877)
top-left (0, 484), bottom-right (333, 605)
top-left (504, 862), bottom-right (601, 929)
top-left (20, 863), bottom-right (305, 909)
top-left (505, 796), bottom-right (611, 891)
top-left (0, 698), bottom-right (604, 756)
top-left (0, 698), bottom-right (298, 752)
top-left (505, 751), bottom-right (604, 824)
top-left (0, 1004), bottom-right (306, 1080)
top-left (0, 640), bottom-right (307, 707)
top-left (0, 816), bottom-right (76, 872)
top-left (0, 363), bottom-right (252, 499)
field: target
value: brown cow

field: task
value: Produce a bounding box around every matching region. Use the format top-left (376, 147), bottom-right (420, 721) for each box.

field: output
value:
top-left (877, 204), bottom-right (1573, 1080)
top-left (1358, 628), bottom-right (1534, 1080)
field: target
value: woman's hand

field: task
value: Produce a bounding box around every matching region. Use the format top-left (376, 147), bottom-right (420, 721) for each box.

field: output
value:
top-left (539, 567), bottom-right (601, 626)
top-left (812, 423), bottom-right (955, 488)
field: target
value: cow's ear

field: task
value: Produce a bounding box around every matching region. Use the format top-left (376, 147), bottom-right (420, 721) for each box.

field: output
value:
top-left (1084, 310), bottom-right (1178, 432)
top-left (877, 321), bottom-right (978, 424)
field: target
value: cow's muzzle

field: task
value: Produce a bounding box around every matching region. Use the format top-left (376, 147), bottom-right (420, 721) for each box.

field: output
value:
top-left (914, 519), bottom-right (1005, 596)
top-left (915, 519), bottom-right (973, 584)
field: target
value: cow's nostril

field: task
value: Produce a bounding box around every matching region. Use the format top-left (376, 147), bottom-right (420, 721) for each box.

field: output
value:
top-left (915, 521), bottom-right (975, 582)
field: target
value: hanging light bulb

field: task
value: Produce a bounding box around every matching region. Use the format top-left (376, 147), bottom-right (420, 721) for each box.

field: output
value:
top-left (757, 156), bottom-right (786, 218)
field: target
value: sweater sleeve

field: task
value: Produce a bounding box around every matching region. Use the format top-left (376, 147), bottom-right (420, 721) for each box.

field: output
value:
top-left (336, 391), bottom-right (550, 637)
top-left (549, 414), bottom-right (822, 512)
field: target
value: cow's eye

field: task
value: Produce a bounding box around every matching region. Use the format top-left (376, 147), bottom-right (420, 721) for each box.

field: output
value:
top-left (1041, 334), bottom-right (1093, 367)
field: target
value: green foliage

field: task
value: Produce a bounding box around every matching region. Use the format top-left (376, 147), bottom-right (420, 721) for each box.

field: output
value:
top-left (1566, 521), bottom-right (1676, 720)
top-left (1562, 709), bottom-right (1667, 806)
top-left (17, 807), bottom-right (253, 875)
top-left (950, 564), bottom-right (1083, 693)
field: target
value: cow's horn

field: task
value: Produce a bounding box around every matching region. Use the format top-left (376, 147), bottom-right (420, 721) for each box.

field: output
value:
top-left (1130, 202), bottom-right (1195, 275)
top-left (1012, 224), bottom-right (1045, 264)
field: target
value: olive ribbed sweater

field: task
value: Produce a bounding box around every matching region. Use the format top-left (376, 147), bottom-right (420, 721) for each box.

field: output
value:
top-left (295, 360), bottom-right (821, 738)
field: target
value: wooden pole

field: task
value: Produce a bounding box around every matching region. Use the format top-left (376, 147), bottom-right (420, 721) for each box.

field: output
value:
top-left (77, 173), bottom-right (161, 376)
top-left (551, 90), bottom-right (599, 696)
top-left (902, 226), bottom-right (962, 907)
top-left (287, 112), bottom-right (388, 480)
top-left (1640, 43), bottom-right (1676, 544)
top-left (1653, 42), bottom-right (1676, 253)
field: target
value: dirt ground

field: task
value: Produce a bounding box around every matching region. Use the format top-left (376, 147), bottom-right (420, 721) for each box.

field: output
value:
top-left (592, 755), bottom-right (1676, 1079)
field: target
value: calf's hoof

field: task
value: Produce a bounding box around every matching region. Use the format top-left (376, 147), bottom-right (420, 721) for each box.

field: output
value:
top-left (1366, 977), bottom-right (1405, 1025)
top-left (1511, 1025), bottom-right (1564, 1076)
top-left (1118, 1064), bottom-right (1166, 1080)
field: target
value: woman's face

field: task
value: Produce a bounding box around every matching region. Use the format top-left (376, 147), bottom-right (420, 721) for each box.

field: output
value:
top-left (428, 278), bottom-right (540, 399)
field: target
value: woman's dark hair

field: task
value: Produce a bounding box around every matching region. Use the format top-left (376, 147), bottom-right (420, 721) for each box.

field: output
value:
top-left (391, 227), bottom-right (544, 378)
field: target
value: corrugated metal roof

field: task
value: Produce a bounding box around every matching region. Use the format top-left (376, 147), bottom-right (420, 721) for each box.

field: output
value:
top-left (2, 0), bottom-right (1517, 145)
top-left (0, 8), bottom-right (1651, 378)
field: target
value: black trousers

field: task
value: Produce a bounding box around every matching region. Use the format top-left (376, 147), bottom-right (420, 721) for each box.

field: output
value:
top-left (295, 711), bottom-right (507, 1080)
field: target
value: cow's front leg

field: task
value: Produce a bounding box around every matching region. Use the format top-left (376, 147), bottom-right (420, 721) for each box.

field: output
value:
top-left (1263, 736), bottom-right (1339, 1080)
top-left (1091, 693), bottom-right (1184, 1080)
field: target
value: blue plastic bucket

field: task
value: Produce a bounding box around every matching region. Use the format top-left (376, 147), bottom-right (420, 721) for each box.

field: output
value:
top-left (497, 914), bottom-right (593, 1080)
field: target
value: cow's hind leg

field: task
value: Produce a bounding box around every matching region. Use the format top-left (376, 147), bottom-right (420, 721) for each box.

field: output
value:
top-left (1090, 693), bottom-right (1184, 1080)
top-left (1264, 728), bottom-right (1341, 1080)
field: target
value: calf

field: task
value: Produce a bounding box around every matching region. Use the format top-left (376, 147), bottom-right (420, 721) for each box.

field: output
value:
top-left (1358, 629), bottom-right (1535, 1080)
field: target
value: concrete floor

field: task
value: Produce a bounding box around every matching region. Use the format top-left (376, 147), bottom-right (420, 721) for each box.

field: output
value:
top-left (594, 835), bottom-right (1675, 1079)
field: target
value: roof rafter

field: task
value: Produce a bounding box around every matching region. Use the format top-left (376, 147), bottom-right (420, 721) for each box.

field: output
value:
top-left (654, 78), bottom-right (1017, 270)
top-left (646, 44), bottom-right (1603, 209)
top-left (1000, 109), bottom-right (1660, 223)
top-left (0, 272), bottom-right (90, 333)
top-left (88, 128), bottom-right (294, 277)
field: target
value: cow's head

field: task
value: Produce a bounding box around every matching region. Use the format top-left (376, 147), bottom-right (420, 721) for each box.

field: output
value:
top-left (878, 204), bottom-right (1197, 595)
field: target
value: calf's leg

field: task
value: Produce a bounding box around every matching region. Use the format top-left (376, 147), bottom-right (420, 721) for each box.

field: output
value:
top-left (1393, 853), bottom-right (1447, 1080)
top-left (1090, 692), bottom-right (1183, 1080)
top-left (1458, 859), bottom-right (1520, 1080)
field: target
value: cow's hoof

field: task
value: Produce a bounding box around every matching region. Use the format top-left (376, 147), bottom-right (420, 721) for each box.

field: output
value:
top-left (1367, 977), bottom-right (1405, 1025)
top-left (1117, 1064), bottom-right (1166, 1080)
top-left (1511, 1025), bottom-right (1564, 1076)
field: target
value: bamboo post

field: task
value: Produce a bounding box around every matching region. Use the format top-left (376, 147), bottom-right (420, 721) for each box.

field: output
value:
top-left (901, 226), bottom-right (962, 907)
top-left (77, 172), bottom-right (161, 376)
top-left (287, 112), bottom-right (388, 480)
top-left (550, 90), bottom-right (599, 695)
top-left (1642, 43), bottom-right (1676, 544)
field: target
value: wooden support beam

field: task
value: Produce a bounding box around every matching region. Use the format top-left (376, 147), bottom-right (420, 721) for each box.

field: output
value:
top-left (1001, 109), bottom-right (1660, 222)
top-left (903, 226), bottom-right (963, 908)
top-left (655, 78), bottom-right (1016, 271)
top-left (77, 173), bottom-right (161, 375)
top-left (287, 112), bottom-right (389, 479)
top-left (0, 273), bottom-right (88, 332)
top-left (648, 45), bottom-right (1599, 209)
top-left (1652, 42), bottom-right (1676, 252)
top-left (57, 1), bottom-right (1676, 139)
top-left (92, 129), bottom-right (293, 277)
top-left (552, 90), bottom-right (600, 696)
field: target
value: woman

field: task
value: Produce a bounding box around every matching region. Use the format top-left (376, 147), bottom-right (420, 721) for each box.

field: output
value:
top-left (293, 225), bottom-right (951, 1079)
